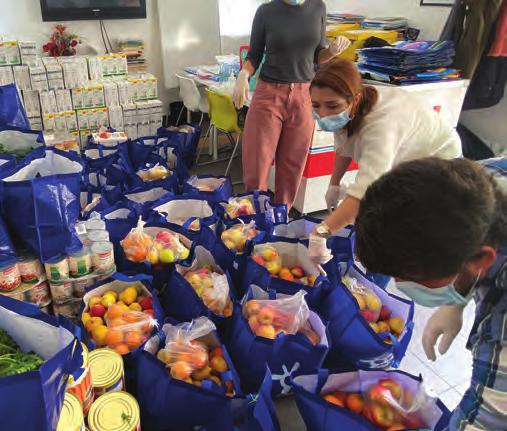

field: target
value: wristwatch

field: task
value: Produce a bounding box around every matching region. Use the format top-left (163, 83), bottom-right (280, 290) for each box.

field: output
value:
top-left (315, 222), bottom-right (332, 239)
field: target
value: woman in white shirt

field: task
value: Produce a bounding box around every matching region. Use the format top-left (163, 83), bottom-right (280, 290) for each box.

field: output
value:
top-left (310, 59), bottom-right (462, 241)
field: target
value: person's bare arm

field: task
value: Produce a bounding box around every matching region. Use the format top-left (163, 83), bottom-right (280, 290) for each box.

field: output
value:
top-left (323, 195), bottom-right (361, 233)
top-left (331, 155), bottom-right (353, 186)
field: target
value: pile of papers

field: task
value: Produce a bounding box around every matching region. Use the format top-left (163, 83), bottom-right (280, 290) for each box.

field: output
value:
top-left (358, 41), bottom-right (461, 85)
top-left (327, 13), bottom-right (365, 24)
top-left (361, 17), bottom-right (408, 31)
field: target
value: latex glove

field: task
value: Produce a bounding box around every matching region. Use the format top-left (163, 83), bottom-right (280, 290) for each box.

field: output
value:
top-left (233, 70), bottom-right (250, 109)
top-left (325, 185), bottom-right (344, 211)
top-left (422, 304), bottom-right (465, 361)
top-left (330, 36), bottom-right (352, 56)
top-left (308, 235), bottom-right (333, 265)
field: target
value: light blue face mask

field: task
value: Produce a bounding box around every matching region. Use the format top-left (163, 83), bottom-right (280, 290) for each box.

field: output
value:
top-left (396, 271), bottom-right (481, 308)
top-left (313, 110), bottom-right (351, 132)
top-left (286, 0), bottom-right (304, 4)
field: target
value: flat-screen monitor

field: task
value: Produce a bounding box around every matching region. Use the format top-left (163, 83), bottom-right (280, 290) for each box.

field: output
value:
top-left (40, 0), bottom-right (147, 21)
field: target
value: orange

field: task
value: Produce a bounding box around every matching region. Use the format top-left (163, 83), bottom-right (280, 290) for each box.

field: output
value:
top-left (323, 394), bottom-right (345, 407)
top-left (105, 329), bottom-right (124, 347)
top-left (114, 343), bottom-right (130, 355)
top-left (346, 393), bottom-right (364, 414)
top-left (106, 304), bottom-right (124, 320)
top-left (170, 361), bottom-right (192, 380)
top-left (123, 311), bottom-right (142, 324)
top-left (109, 318), bottom-right (127, 329)
top-left (125, 331), bottom-right (144, 350)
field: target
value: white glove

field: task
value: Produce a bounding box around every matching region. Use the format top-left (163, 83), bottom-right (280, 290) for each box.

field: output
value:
top-left (422, 304), bottom-right (465, 361)
top-left (308, 235), bottom-right (333, 265)
top-left (330, 36), bottom-right (352, 57)
top-left (233, 70), bottom-right (250, 109)
top-left (325, 185), bottom-right (344, 211)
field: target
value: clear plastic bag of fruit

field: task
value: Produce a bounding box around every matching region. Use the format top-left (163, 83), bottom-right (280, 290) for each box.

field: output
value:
top-left (251, 242), bottom-right (319, 287)
top-left (147, 228), bottom-right (190, 265)
top-left (154, 317), bottom-right (234, 395)
top-left (187, 176), bottom-right (226, 192)
top-left (137, 163), bottom-right (171, 182)
top-left (177, 246), bottom-right (233, 317)
top-left (223, 196), bottom-right (256, 219)
top-left (343, 276), bottom-right (382, 324)
top-left (96, 309), bottom-right (158, 354)
top-left (221, 221), bottom-right (259, 254)
top-left (242, 286), bottom-right (311, 339)
top-left (120, 218), bottom-right (152, 263)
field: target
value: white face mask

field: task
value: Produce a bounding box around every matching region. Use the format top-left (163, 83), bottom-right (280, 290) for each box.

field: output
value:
top-left (396, 270), bottom-right (481, 308)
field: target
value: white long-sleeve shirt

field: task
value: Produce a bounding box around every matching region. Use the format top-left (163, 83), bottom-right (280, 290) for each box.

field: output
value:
top-left (335, 86), bottom-right (462, 199)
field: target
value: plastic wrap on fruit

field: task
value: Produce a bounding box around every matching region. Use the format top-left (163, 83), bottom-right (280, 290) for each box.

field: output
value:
top-left (343, 276), bottom-right (382, 324)
top-left (363, 379), bottom-right (434, 429)
top-left (91, 309), bottom-right (157, 354)
top-left (188, 176), bottom-right (226, 192)
top-left (156, 317), bottom-right (234, 394)
top-left (224, 196), bottom-right (256, 219)
top-left (242, 286), bottom-right (314, 340)
top-left (121, 218), bottom-right (153, 263)
top-left (137, 163), bottom-right (171, 182)
top-left (149, 230), bottom-right (190, 264)
top-left (221, 221), bottom-right (259, 253)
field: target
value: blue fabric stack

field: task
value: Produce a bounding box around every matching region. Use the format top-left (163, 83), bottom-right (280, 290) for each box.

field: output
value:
top-left (358, 40), bottom-right (461, 85)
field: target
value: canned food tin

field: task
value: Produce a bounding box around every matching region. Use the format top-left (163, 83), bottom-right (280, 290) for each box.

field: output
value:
top-left (69, 249), bottom-right (92, 278)
top-left (18, 257), bottom-right (44, 284)
top-left (91, 242), bottom-right (115, 274)
top-left (24, 280), bottom-right (51, 306)
top-left (67, 343), bottom-right (94, 415)
top-left (0, 263), bottom-right (22, 292)
top-left (49, 281), bottom-right (74, 303)
top-left (56, 392), bottom-right (85, 431)
top-left (88, 391), bottom-right (140, 431)
top-left (89, 348), bottom-right (125, 397)
top-left (45, 258), bottom-right (70, 281)
top-left (72, 277), bottom-right (95, 298)
top-left (53, 299), bottom-right (81, 320)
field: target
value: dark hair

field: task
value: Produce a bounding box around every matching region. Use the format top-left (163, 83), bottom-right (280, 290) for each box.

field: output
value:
top-left (355, 158), bottom-right (507, 280)
top-left (311, 59), bottom-right (378, 136)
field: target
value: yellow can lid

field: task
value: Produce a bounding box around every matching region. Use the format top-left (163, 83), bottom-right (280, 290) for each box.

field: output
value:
top-left (88, 391), bottom-right (140, 431)
top-left (89, 348), bottom-right (123, 390)
top-left (57, 393), bottom-right (84, 431)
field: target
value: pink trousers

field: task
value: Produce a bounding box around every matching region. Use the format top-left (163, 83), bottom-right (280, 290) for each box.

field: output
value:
top-left (242, 80), bottom-right (314, 208)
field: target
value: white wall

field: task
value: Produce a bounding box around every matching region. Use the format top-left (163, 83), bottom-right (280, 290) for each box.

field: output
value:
top-left (0, 0), bottom-right (169, 109)
top-left (324, 0), bottom-right (451, 40)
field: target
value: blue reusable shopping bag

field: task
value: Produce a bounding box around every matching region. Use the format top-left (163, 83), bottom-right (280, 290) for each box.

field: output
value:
top-left (131, 317), bottom-right (241, 431)
top-left (157, 124), bottom-right (202, 169)
top-left (241, 239), bottom-right (331, 309)
top-left (0, 83), bottom-right (30, 129)
top-left (162, 244), bottom-right (235, 330)
top-left (292, 369), bottom-right (451, 431)
top-left (0, 215), bottom-right (16, 266)
top-left (0, 148), bottom-right (83, 262)
top-left (183, 175), bottom-right (234, 205)
top-left (225, 287), bottom-right (329, 395)
top-left (320, 263), bottom-right (414, 370)
top-left (0, 295), bottom-right (83, 431)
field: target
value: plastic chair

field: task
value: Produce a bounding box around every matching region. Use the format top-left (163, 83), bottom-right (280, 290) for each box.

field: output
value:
top-left (175, 74), bottom-right (209, 126)
top-left (198, 88), bottom-right (242, 177)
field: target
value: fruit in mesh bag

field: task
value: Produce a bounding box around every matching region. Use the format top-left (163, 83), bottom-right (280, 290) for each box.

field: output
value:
top-left (184, 269), bottom-right (233, 317)
top-left (221, 223), bottom-right (259, 253)
top-left (139, 164), bottom-right (170, 181)
top-left (121, 230), bottom-right (153, 263)
top-left (225, 197), bottom-right (255, 219)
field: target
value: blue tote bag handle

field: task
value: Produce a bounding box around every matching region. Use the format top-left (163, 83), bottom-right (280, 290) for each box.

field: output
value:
top-left (315, 368), bottom-right (330, 394)
top-left (109, 272), bottom-right (153, 284)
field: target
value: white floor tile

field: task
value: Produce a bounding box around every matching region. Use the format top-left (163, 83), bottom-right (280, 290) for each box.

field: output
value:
top-left (399, 353), bottom-right (453, 395)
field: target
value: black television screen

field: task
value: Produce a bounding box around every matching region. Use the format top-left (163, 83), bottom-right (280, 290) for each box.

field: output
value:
top-left (40, 0), bottom-right (147, 21)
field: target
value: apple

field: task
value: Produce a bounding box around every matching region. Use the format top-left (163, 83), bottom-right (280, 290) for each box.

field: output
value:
top-left (159, 248), bottom-right (176, 264)
top-left (291, 266), bottom-right (304, 278)
top-left (365, 292), bottom-right (382, 313)
top-left (90, 304), bottom-right (106, 318)
top-left (210, 356), bottom-right (228, 373)
top-left (376, 321), bottom-right (391, 333)
top-left (245, 300), bottom-right (260, 317)
top-left (388, 317), bottom-right (405, 335)
top-left (139, 297), bottom-right (153, 310)
top-left (89, 296), bottom-right (102, 307)
top-left (261, 247), bottom-right (278, 262)
top-left (361, 309), bottom-right (377, 323)
top-left (346, 393), bottom-right (364, 414)
top-left (156, 231), bottom-right (174, 244)
top-left (370, 402), bottom-right (398, 428)
top-left (257, 307), bottom-right (274, 325)
top-left (265, 260), bottom-right (281, 275)
top-left (378, 379), bottom-right (403, 401)
top-left (252, 255), bottom-right (266, 266)
top-left (279, 272), bottom-right (295, 282)
top-left (192, 366), bottom-right (212, 381)
top-left (255, 324), bottom-right (276, 339)
top-left (307, 275), bottom-right (317, 287)
top-left (248, 315), bottom-right (260, 333)
top-left (380, 305), bottom-right (392, 321)
top-left (147, 248), bottom-right (159, 264)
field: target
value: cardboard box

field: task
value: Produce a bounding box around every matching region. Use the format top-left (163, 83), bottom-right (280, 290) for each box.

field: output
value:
top-left (0, 41), bottom-right (21, 66)
top-left (55, 89), bottom-right (73, 112)
top-left (22, 90), bottom-right (41, 117)
top-left (39, 90), bottom-right (58, 114)
top-left (12, 65), bottom-right (31, 90)
top-left (0, 66), bottom-right (14, 85)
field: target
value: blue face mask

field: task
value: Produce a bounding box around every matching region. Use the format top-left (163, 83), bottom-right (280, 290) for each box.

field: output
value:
top-left (396, 271), bottom-right (481, 308)
top-left (313, 110), bottom-right (351, 132)
top-left (286, 0), bottom-right (303, 4)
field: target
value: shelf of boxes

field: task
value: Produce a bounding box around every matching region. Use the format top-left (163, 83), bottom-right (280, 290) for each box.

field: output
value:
top-left (0, 39), bottom-right (164, 147)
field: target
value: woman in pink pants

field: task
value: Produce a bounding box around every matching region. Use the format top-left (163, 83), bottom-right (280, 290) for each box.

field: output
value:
top-left (233, 0), bottom-right (350, 208)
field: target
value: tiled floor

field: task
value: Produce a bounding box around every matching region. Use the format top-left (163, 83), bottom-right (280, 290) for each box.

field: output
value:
top-left (189, 139), bottom-right (476, 428)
